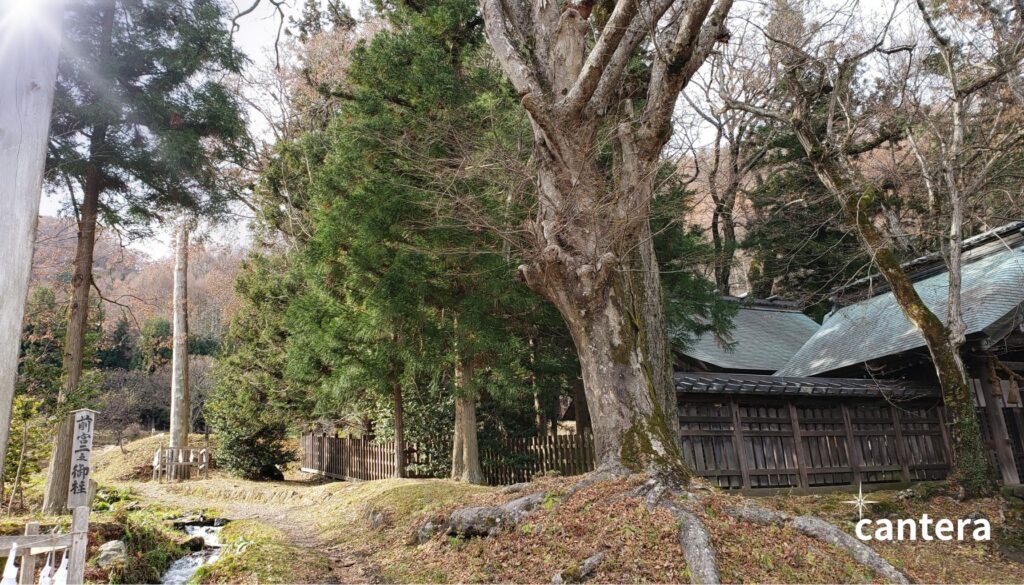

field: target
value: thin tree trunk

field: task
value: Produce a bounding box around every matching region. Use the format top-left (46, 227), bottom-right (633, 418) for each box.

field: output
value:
top-left (0, 0), bottom-right (62, 510)
top-left (7, 424), bottom-right (29, 516)
top-left (453, 395), bottom-right (483, 484)
top-left (43, 177), bottom-right (100, 513)
top-left (169, 223), bottom-right (190, 450)
top-left (534, 392), bottom-right (548, 438)
top-left (393, 382), bottom-right (405, 478)
top-left (572, 379), bottom-right (591, 433)
top-left (450, 397), bottom-right (465, 481)
top-left (451, 359), bottom-right (483, 484)
top-left (791, 119), bottom-right (994, 496)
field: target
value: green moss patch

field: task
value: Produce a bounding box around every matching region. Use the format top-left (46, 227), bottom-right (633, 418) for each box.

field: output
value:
top-left (192, 520), bottom-right (333, 584)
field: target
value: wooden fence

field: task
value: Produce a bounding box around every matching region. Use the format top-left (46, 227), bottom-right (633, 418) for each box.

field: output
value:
top-left (300, 399), bottom-right (970, 490)
top-left (299, 435), bottom-right (437, 481)
top-left (678, 398), bottom-right (952, 490)
top-left (480, 433), bottom-right (595, 484)
top-left (152, 447), bottom-right (211, 482)
top-left (299, 432), bottom-right (594, 485)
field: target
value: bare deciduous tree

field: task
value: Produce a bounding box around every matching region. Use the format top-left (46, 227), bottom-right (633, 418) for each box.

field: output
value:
top-left (725, 0), bottom-right (1024, 495)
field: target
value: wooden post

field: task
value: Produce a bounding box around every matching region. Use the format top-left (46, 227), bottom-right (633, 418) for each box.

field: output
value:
top-left (67, 506), bottom-right (89, 585)
top-left (0, 0), bottom-right (64, 500)
top-left (152, 447), bottom-right (161, 482)
top-left (841, 404), bottom-right (863, 485)
top-left (169, 222), bottom-right (191, 457)
top-left (730, 399), bottom-right (750, 489)
top-left (889, 407), bottom-right (912, 484)
top-left (787, 402), bottom-right (809, 488)
top-left (975, 359), bottom-right (1021, 484)
top-left (937, 406), bottom-right (954, 467)
top-left (19, 522), bottom-right (38, 585)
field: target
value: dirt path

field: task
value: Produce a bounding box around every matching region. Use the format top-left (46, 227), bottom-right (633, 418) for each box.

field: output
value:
top-left (129, 479), bottom-right (375, 584)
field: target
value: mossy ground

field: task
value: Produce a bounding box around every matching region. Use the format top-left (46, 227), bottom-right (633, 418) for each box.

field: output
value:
top-left (89, 435), bottom-right (1024, 584)
top-left (0, 485), bottom-right (202, 585)
top-left (191, 520), bottom-right (334, 584)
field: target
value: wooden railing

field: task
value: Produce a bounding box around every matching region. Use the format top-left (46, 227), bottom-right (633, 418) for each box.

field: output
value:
top-left (2, 507), bottom-right (89, 584)
top-left (152, 447), bottom-right (211, 482)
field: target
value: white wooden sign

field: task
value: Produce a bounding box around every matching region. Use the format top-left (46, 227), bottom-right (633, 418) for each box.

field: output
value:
top-left (67, 409), bottom-right (98, 508)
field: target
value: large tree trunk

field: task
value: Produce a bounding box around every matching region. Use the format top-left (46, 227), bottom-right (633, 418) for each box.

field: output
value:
top-left (450, 359), bottom-right (483, 484)
top-left (479, 0), bottom-right (729, 481)
top-left (43, 165), bottom-right (102, 514)
top-left (393, 382), bottom-right (405, 478)
top-left (536, 228), bottom-right (683, 477)
top-left (0, 0), bottom-right (62, 509)
top-left (169, 223), bottom-right (190, 452)
top-left (515, 123), bottom-right (685, 478)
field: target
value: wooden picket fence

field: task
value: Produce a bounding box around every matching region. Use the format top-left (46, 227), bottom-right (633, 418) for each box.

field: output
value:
top-left (299, 432), bottom-right (594, 485)
top-left (298, 435), bottom-right (438, 481)
top-left (480, 433), bottom-right (595, 484)
top-left (299, 399), bottom-right (986, 491)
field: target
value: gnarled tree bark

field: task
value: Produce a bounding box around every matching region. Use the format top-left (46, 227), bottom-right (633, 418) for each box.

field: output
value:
top-left (479, 0), bottom-right (732, 480)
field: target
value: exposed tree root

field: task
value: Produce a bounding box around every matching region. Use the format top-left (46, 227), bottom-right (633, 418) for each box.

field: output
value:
top-left (726, 504), bottom-right (911, 584)
top-left (444, 473), bottom-right (908, 585)
top-left (445, 470), bottom-right (622, 538)
top-left (447, 490), bottom-right (548, 537)
top-left (638, 479), bottom-right (721, 585)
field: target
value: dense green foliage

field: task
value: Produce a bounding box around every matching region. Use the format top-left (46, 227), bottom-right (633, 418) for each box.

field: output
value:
top-left (207, 254), bottom-right (306, 479)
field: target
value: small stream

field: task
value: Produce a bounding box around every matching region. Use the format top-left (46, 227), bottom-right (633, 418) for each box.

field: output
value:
top-left (160, 524), bottom-right (225, 585)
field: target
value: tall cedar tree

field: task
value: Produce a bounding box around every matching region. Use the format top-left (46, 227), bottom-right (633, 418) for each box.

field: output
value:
top-left (285, 0), bottom-right (580, 482)
top-left (208, 254), bottom-right (306, 480)
top-left (42, 0), bottom-right (247, 512)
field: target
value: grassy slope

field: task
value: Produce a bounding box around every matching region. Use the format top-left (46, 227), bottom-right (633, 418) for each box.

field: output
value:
top-left (93, 437), bottom-right (1024, 584)
top-left (192, 520), bottom-right (334, 584)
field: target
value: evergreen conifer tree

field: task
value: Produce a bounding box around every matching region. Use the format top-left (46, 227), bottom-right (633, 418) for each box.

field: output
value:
top-left (42, 0), bottom-right (248, 512)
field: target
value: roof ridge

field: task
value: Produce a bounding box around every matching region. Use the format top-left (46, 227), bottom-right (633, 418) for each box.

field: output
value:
top-left (833, 221), bottom-right (1024, 300)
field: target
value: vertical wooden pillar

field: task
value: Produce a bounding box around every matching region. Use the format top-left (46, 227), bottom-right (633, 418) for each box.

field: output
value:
top-left (841, 404), bottom-right (863, 485)
top-left (19, 522), bottom-right (38, 585)
top-left (730, 399), bottom-right (750, 489)
top-left (889, 407), bottom-right (912, 484)
top-left (67, 506), bottom-right (89, 585)
top-left (937, 406), bottom-right (954, 467)
top-left (975, 359), bottom-right (1021, 485)
top-left (788, 402), bottom-right (809, 488)
top-left (0, 0), bottom-right (64, 499)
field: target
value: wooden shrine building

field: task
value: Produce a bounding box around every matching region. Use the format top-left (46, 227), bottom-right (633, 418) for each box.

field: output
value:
top-left (671, 222), bottom-right (1024, 491)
